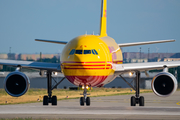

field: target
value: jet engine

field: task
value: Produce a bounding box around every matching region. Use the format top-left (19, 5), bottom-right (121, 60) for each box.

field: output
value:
top-left (4, 71), bottom-right (30, 97)
top-left (151, 72), bottom-right (177, 97)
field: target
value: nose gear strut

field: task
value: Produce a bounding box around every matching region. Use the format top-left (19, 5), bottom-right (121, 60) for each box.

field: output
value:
top-left (80, 85), bottom-right (91, 106)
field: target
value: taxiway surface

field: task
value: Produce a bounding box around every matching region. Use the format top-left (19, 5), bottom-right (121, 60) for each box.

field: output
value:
top-left (0, 91), bottom-right (180, 119)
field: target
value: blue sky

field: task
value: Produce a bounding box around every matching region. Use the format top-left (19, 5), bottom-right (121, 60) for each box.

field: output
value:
top-left (0, 0), bottom-right (180, 54)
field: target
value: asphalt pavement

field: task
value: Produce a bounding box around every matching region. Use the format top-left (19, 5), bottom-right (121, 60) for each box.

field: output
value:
top-left (0, 91), bottom-right (180, 120)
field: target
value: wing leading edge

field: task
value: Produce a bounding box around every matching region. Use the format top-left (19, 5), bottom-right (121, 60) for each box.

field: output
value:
top-left (35, 39), bottom-right (68, 45)
top-left (118, 39), bottom-right (175, 47)
top-left (0, 59), bottom-right (61, 72)
top-left (114, 61), bottom-right (180, 75)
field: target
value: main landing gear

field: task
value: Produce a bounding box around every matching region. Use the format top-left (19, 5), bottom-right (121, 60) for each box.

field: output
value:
top-left (43, 71), bottom-right (66, 106)
top-left (120, 71), bottom-right (144, 106)
top-left (80, 85), bottom-right (90, 106)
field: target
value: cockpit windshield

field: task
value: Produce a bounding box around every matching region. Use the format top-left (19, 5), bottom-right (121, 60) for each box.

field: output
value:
top-left (69, 49), bottom-right (75, 55)
top-left (92, 49), bottom-right (98, 55)
top-left (69, 49), bottom-right (98, 55)
top-left (84, 50), bottom-right (91, 54)
top-left (75, 50), bottom-right (83, 54)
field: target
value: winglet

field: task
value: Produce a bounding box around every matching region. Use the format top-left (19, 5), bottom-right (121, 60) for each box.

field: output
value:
top-left (99, 0), bottom-right (107, 37)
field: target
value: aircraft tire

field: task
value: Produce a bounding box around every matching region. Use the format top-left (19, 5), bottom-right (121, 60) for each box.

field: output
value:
top-left (52, 96), bottom-right (57, 105)
top-left (139, 96), bottom-right (144, 106)
top-left (131, 96), bottom-right (136, 106)
top-left (80, 97), bottom-right (84, 106)
top-left (43, 96), bottom-right (48, 105)
top-left (86, 97), bottom-right (90, 106)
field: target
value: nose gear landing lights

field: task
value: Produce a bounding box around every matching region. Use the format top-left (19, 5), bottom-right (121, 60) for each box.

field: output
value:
top-left (80, 85), bottom-right (91, 106)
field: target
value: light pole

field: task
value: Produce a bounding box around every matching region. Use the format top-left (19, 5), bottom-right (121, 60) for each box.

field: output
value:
top-left (140, 47), bottom-right (141, 63)
top-left (148, 48), bottom-right (150, 62)
top-left (9, 47), bottom-right (11, 60)
top-left (40, 52), bottom-right (42, 62)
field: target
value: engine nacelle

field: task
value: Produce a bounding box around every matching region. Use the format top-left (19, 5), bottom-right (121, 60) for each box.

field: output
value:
top-left (4, 71), bottom-right (30, 97)
top-left (151, 72), bottom-right (178, 97)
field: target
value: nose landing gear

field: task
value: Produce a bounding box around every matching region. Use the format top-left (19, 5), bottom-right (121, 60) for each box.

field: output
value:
top-left (80, 85), bottom-right (91, 106)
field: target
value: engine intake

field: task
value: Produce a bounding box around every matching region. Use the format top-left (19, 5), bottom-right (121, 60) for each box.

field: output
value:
top-left (151, 72), bottom-right (177, 97)
top-left (4, 71), bottom-right (30, 97)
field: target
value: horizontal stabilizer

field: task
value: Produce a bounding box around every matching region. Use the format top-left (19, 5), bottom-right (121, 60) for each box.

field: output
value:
top-left (118, 39), bottom-right (175, 47)
top-left (35, 39), bottom-right (68, 45)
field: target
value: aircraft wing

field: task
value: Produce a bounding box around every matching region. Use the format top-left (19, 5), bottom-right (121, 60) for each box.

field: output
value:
top-left (114, 61), bottom-right (180, 75)
top-left (118, 39), bottom-right (175, 47)
top-left (35, 39), bottom-right (68, 45)
top-left (0, 59), bottom-right (61, 72)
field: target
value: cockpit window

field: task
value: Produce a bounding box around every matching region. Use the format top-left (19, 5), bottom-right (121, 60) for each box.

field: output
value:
top-left (84, 50), bottom-right (91, 54)
top-left (92, 50), bottom-right (95, 55)
top-left (69, 49), bottom-right (75, 55)
top-left (92, 49), bottom-right (98, 55)
top-left (94, 50), bottom-right (98, 55)
top-left (75, 50), bottom-right (83, 54)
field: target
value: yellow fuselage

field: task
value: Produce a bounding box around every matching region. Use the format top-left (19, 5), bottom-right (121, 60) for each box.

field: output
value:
top-left (60, 35), bottom-right (123, 87)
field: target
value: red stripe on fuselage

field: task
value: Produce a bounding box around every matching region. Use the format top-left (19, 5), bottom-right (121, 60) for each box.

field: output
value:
top-left (112, 61), bottom-right (123, 64)
top-left (62, 65), bottom-right (106, 66)
top-left (63, 67), bottom-right (106, 69)
top-left (61, 61), bottom-right (106, 64)
top-left (61, 61), bottom-right (113, 69)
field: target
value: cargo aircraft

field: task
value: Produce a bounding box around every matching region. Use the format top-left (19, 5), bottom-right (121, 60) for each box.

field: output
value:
top-left (0, 0), bottom-right (179, 106)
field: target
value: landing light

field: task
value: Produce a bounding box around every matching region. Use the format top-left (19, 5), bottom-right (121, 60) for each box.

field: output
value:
top-left (82, 86), bottom-right (89, 89)
top-left (129, 72), bottom-right (133, 76)
top-left (54, 72), bottom-right (58, 75)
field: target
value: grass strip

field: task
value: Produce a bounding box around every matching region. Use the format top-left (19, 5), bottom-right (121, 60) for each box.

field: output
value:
top-left (0, 118), bottom-right (139, 120)
top-left (0, 118), bottom-right (100, 120)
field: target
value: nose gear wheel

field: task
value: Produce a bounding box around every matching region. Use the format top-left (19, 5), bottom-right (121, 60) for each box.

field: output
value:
top-left (80, 85), bottom-right (91, 106)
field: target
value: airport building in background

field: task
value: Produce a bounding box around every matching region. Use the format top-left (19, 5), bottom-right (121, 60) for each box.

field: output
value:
top-left (123, 52), bottom-right (180, 63)
top-left (0, 53), bottom-right (60, 61)
top-left (0, 54), bottom-right (8, 59)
